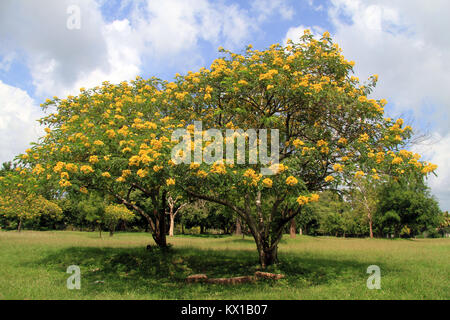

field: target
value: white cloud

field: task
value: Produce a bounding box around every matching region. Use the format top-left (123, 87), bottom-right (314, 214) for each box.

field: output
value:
top-left (414, 134), bottom-right (450, 211)
top-left (0, 81), bottom-right (44, 163)
top-left (327, 0), bottom-right (450, 134)
top-left (0, 53), bottom-right (15, 72)
top-left (0, 0), bottom-right (295, 99)
top-left (307, 0), bottom-right (324, 12)
top-left (283, 25), bottom-right (324, 45)
top-left (0, 0), bottom-right (111, 97)
top-left (66, 19), bottom-right (142, 96)
top-left (252, 0), bottom-right (294, 22)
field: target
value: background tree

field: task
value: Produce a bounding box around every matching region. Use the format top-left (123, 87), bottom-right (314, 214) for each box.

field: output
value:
top-left (375, 179), bottom-right (441, 238)
top-left (349, 178), bottom-right (379, 238)
top-left (77, 194), bottom-right (106, 237)
top-left (0, 168), bottom-right (62, 231)
top-left (104, 204), bottom-right (135, 236)
top-left (166, 193), bottom-right (188, 237)
top-left (437, 212), bottom-right (449, 237)
top-left (294, 204), bottom-right (320, 236)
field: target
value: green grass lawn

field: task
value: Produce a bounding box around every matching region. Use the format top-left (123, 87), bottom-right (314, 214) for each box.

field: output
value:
top-left (0, 230), bottom-right (448, 300)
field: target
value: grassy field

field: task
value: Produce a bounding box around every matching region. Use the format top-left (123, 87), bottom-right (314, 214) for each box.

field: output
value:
top-left (0, 230), bottom-right (448, 300)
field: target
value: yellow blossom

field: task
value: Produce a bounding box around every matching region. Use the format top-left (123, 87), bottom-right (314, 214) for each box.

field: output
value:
top-left (80, 165), bottom-right (94, 174)
top-left (137, 169), bottom-right (148, 178)
top-left (355, 171), bottom-right (365, 179)
top-left (262, 178), bottom-right (273, 188)
top-left (89, 155), bottom-right (99, 164)
top-left (286, 176), bottom-right (298, 186)
top-left (102, 172), bottom-right (111, 178)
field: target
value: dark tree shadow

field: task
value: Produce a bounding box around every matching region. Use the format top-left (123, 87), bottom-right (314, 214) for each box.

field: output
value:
top-left (34, 245), bottom-right (393, 298)
top-left (172, 234), bottom-right (230, 239)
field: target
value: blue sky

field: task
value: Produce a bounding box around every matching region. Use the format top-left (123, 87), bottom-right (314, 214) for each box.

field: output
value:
top-left (0, 0), bottom-right (449, 210)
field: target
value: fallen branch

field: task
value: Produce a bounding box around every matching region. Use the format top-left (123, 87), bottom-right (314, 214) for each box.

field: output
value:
top-left (186, 272), bottom-right (284, 284)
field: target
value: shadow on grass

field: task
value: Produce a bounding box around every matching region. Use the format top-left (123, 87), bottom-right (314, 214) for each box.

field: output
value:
top-left (173, 234), bottom-right (230, 239)
top-left (36, 245), bottom-right (385, 298)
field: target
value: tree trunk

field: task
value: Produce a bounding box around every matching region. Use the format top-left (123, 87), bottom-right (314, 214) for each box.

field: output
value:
top-left (257, 243), bottom-right (279, 269)
top-left (235, 218), bottom-right (242, 236)
top-left (299, 228), bottom-right (303, 235)
top-left (290, 218), bottom-right (296, 238)
top-left (152, 208), bottom-right (167, 247)
top-left (251, 228), bottom-right (284, 269)
top-left (18, 219), bottom-right (22, 233)
top-left (369, 218), bottom-right (374, 239)
top-left (169, 214), bottom-right (175, 237)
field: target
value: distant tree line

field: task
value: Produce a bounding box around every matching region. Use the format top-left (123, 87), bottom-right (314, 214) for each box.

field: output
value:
top-left (1, 161), bottom-right (445, 238)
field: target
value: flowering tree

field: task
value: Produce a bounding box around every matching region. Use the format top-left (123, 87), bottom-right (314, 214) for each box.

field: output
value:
top-left (165, 31), bottom-right (437, 267)
top-left (21, 78), bottom-right (182, 247)
top-left (0, 169), bottom-right (62, 231)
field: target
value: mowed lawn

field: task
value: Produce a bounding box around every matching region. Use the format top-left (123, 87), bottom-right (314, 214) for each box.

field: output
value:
top-left (0, 231), bottom-right (448, 300)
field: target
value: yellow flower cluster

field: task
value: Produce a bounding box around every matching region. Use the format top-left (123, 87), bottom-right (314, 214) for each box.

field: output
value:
top-left (243, 169), bottom-right (262, 186)
top-left (392, 157), bottom-right (403, 165)
top-left (80, 187), bottom-right (88, 194)
top-left (53, 162), bottom-right (65, 173)
top-left (359, 133), bottom-right (369, 143)
top-left (317, 140), bottom-right (328, 147)
top-left (259, 69), bottom-right (278, 81)
top-left (94, 140), bottom-right (104, 146)
top-left (166, 178), bottom-right (176, 186)
top-left (196, 170), bottom-right (208, 178)
top-left (421, 163), bottom-right (438, 174)
top-left (354, 171), bottom-right (365, 179)
top-left (80, 165), bottom-right (94, 174)
top-left (89, 155), bottom-right (99, 164)
top-left (137, 169), bottom-right (148, 178)
top-left (129, 155), bottom-right (141, 166)
top-left (32, 164), bottom-right (45, 175)
top-left (269, 163), bottom-right (288, 175)
top-left (293, 139), bottom-right (304, 148)
top-left (59, 179), bottom-right (71, 187)
top-left (296, 193), bottom-right (320, 206)
top-left (286, 176), bottom-right (298, 186)
top-left (189, 162), bottom-right (200, 170)
top-left (262, 178), bottom-right (273, 188)
top-left (210, 162), bottom-right (227, 175)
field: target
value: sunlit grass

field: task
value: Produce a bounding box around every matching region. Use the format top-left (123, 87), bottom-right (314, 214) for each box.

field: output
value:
top-left (0, 231), bottom-right (448, 300)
